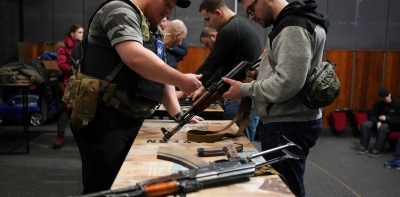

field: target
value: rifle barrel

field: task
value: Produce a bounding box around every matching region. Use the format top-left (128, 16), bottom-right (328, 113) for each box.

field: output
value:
top-left (248, 142), bottom-right (298, 159)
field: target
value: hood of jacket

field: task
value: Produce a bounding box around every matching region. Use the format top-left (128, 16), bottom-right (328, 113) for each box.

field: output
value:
top-left (273, 0), bottom-right (330, 33)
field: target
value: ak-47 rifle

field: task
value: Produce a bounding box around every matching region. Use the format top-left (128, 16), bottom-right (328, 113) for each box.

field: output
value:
top-left (74, 137), bottom-right (300, 197)
top-left (161, 59), bottom-right (261, 142)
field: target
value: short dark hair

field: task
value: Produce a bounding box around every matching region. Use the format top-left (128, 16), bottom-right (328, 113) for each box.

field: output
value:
top-left (378, 88), bottom-right (390, 97)
top-left (200, 26), bottom-right (217, 39)
top-left (199, 0), bottom-right (226, 13)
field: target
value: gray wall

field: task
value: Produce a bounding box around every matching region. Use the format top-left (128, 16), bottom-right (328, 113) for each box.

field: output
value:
top-left (1, 0), bottom-right (400, 65)
top-left (0, 0), bottom-right (21, 66)
top-left (323, 0), bottom-right (400, 50)
top-left (17, 0), bottom-right (400, 50)
top-left (18, 0), bottom-right (270, 47)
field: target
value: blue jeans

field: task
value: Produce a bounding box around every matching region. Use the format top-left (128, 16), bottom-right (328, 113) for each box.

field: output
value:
top-left (223, 100), bottom-right (259, 142)
top-left (260, 119), bottom-right (322, 197)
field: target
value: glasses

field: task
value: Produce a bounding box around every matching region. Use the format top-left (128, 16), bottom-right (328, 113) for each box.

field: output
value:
top-left (246, 0), bottom-right (258, 18)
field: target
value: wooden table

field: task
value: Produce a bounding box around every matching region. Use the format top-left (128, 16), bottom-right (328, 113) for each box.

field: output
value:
top-left (152, 103), bottom-right (224, 120)
top-left (112, 120), bottom-right (294, 196)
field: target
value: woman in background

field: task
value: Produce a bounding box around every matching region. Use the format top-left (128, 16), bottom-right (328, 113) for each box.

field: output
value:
top-left (53, 24), bottom-right (84, 149)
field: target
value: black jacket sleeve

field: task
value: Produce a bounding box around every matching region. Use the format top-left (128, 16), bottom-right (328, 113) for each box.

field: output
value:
top-left (368, 101), bottom-right (382, 125)
top-left (195, 29), bottom-right (238, 87)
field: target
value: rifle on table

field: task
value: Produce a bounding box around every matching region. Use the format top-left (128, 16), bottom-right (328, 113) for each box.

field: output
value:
top-left (161, 59), bottom-right (261, 142)
top-left (74, 137), bottom-right (300, 197)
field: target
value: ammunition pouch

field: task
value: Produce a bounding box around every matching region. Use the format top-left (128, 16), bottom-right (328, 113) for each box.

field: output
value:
top-left (63, 72), bottom-right (160, 129)
top-left (69, 76), bottom-right (100, 130)
top-left (62, 73), bottom-right (103, 129)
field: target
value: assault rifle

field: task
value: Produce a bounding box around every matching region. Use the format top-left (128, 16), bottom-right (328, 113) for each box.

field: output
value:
top-left (161, 59), bottom-right (261, 142)
top-left (75, 138), bottom-right (300, 197)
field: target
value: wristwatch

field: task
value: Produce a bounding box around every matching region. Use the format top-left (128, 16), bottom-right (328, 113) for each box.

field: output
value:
top-left (173, 109), bottom-right (183, 122)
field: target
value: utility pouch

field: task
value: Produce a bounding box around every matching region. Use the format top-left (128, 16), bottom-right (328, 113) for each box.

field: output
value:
top-left (62, 74), bottom-right (81, 108)
top-left (70, 77), bottom-right (100, 130)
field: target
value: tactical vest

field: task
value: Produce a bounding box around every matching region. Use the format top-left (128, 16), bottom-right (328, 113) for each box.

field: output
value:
top-left (81, 0), bottom-right (165, 108)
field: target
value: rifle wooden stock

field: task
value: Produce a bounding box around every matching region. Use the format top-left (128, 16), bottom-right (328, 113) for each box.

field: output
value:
top-left (191, 91), bottom-right (221, 116)
top-left (144, 181), bottom-right (179, 197)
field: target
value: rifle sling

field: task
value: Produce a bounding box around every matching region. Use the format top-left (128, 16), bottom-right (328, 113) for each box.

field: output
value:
top-left (97, 62), bottom-right (142, 119)
top-left (187, 71), bottom-right (254, 143)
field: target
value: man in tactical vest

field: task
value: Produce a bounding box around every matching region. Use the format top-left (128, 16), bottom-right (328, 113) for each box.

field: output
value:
top-left (71, 0), bottom-right (201, 194)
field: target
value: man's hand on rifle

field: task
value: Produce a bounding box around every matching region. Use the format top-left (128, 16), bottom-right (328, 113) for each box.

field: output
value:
top-left (221, 77), bottom-right (244, 100)
top-left (191, 86), bottom-right (206, 101)
top-left (178, 74), bottom-right (203, 95)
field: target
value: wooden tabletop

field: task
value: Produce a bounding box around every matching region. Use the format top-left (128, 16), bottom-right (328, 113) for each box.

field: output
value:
top-left (112, 119), bottom-right (294, 196)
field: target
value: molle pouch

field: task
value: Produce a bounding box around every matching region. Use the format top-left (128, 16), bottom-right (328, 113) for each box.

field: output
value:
top-left (62, 74), bottom-right (81, 108)
top-left (70, 78), bottom-right (100, 130)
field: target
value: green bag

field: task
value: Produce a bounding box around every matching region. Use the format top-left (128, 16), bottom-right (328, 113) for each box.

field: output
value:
top-left (297, 60), bottom-right (340, 109)
top-left (70, 77), bottom-right (100, 130)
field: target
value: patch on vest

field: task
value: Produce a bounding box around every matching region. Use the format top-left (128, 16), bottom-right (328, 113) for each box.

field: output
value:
top-left (156, 39), bottom-right (164, 59)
